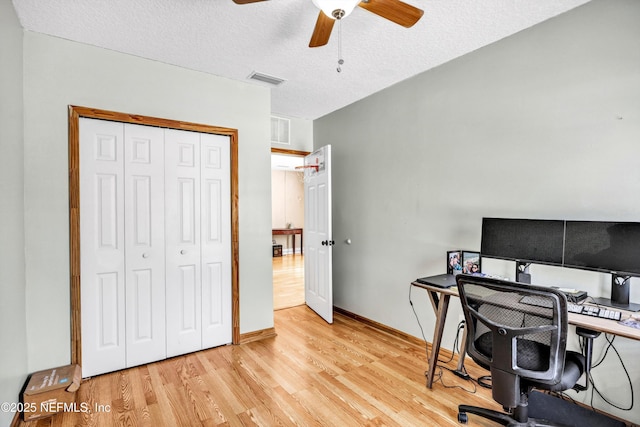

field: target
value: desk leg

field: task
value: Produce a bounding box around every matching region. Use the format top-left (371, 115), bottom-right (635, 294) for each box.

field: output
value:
top-left (300, 232), bottom-right (303, 255)
top-left (426, 290), bottom-right (451, 389)
top-left (292, 234), bottom-right (296, 255)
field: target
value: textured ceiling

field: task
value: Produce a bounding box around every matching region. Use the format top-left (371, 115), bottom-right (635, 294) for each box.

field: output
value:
top-left (12, 0), bottom-right (591, 120)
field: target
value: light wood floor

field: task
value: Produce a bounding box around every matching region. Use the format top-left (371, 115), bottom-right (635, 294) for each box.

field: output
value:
top-left (273, 254), bottom-right (304, 310)
top-left (17, 305), bottom-right (501, 427)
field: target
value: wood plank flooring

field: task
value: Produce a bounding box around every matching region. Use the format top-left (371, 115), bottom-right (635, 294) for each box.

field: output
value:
top-left (17, 305), bottom-right (501, 427)
top-left (273, 254), bottom-right (304, 310)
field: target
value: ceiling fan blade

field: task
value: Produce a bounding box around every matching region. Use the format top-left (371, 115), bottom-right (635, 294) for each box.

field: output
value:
top-left (309, 11), bottom-right (335, 48)
top-left (232, 0), bottom-right (268, 4)
top-left (358, 0), bottom-right (424, 27)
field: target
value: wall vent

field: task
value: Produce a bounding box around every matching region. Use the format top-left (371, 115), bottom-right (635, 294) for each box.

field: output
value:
top-left (271, 116), bottom-right (290, 145)
top-left (248, 71), bottom-right (286, 86)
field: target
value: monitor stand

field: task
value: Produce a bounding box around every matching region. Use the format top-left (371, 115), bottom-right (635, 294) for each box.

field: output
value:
top-left (594, 275), bottom-right (640, 312)
top-left (516, 262), bottom-right (531, 284)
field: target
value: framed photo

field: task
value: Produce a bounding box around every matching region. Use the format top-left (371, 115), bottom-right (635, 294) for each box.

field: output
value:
top-left (447, 250), bottom-right (463, 275)
top-left (462, 251), bottom-right (481, 275)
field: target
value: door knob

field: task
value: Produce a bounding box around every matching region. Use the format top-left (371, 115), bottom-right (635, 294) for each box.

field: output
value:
top-left (142, 253), bottom-right (149, 258)
top-left (180, 249), bottom-right (187, 255)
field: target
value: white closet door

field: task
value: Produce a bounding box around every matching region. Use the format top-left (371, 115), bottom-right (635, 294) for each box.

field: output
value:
top-left (123, 124), bottom-right (166, 367)
top-left (165, 129), bottom-right (203, 357)
top-left (80, 118), bottom-right (126, 377)
top-left (200, 134), bottom-right (232, 348)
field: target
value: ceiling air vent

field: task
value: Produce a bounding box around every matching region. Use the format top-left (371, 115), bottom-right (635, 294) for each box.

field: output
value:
top-left (248, 71), bottom-right (286, 86)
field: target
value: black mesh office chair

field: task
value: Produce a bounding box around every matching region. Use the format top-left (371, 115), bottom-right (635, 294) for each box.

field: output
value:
top-left (455, 274), bottom-right (586, 426)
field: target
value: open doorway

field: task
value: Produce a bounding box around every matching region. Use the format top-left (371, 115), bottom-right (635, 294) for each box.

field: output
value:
top-left (271, 148), bottom-right (310, 310)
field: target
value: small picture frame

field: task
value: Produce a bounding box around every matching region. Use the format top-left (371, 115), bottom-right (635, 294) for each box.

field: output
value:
top-left (447, 250), bottom-right (463, 275)
top-left (462, 251), bottom-right (481, 275)
top-left (447, 250), bottom-right (481, 275)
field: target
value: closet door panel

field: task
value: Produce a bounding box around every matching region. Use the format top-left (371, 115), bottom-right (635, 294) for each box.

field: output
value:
top-left (201, 134), bottom-right (232, 347)
top-left (178, 264), bottom-right (199, 330)
top-left (202, 261), bottom-right (226, 343)
top-left (165, 129), bottom-right (203, 357)
top-left (80, 118), bottom-right (126, 377)
top-left (124, 124), bottom-right (166, 367)
top-left (96, 273), bottom-right (121, 347)
top-left (130, 269), bottom-right (153, 338)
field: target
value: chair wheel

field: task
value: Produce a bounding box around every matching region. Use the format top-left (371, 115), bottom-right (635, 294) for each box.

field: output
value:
top-left (458, 412), bottom-right (468, 424)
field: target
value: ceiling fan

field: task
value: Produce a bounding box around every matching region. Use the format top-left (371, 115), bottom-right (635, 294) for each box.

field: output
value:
top-left (232, 0), bottom-right (424, 48)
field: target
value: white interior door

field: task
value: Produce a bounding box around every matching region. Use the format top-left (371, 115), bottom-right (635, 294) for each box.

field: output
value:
top-left (80, 118), bottom-right (127, 377)
top-left (123, 124), bottom-right (166, 367)
top-left (165, 129), bottom-right (203, 357)
top-left (304, 145), bottom-right (333, 323)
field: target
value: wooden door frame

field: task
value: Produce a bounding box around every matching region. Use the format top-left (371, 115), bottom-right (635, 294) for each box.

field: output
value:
top-left (68, 105), bottom-right (240, 367)
top-left (271, 147), bottom-right (310, 157)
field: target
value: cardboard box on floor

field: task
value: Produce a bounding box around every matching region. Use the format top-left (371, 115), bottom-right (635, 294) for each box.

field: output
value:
top-left (21, 364), bottom-right (82, 421)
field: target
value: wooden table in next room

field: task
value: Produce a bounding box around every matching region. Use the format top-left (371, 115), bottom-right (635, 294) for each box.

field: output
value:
top-left (272, 228), bottom-right (303, 255)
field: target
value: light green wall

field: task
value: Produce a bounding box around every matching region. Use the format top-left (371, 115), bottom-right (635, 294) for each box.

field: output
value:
top-left (0, 19), bottom-right (275, 420)
top-left (315, 0), bottom-right (640, 422)
top-left (21, 32), bottom-right (274, 373)
top-left (0, 0), bottom-right (27, 425)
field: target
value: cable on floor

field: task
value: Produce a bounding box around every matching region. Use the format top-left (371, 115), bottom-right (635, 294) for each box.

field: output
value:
top-left (587, 333), bottom-right (634, 412)
top-left (410, 284), bottom-right (489, 394)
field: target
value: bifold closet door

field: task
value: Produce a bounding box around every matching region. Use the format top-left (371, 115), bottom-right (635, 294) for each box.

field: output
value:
top-left (165, 129), bottom-right (203, 357)
top-left (80, 118), bottom-right (232, 375)
top-left (80, 118), bottom-right (166, 377)
top-left (80, 118), bottom-right (127, 377)
top-left (200, 133), bottom-right (232, 348)
top-left (123, 124), bottom-right (166, 368)
top-left (165, 129), bottom-right (232, 357)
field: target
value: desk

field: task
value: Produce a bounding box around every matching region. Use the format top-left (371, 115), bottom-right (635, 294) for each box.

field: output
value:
top-left (272, 228), bottom-right (303, 255)
top-left (412, 279), bottom-right (640, 389)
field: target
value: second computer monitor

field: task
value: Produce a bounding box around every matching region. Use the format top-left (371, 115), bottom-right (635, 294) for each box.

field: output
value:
top-left (564, 221), bottom-right (640, 276)
top-left (481, 218), bottom-right (565, 266)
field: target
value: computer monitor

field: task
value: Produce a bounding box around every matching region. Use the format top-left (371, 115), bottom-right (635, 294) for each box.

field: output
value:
top-left (564, 221), bottom-right (640, 311)
top-left (481, 218), bottom-right (565, 283)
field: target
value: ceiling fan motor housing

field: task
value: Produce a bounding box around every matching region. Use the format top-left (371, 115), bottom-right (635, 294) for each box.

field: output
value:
top-left (312, 0), bottom-right (361, 19)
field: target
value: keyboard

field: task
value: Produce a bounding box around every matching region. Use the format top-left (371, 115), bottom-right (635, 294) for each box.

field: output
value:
top-left (567, 303), bottom-right (622, 321)
top-left (520, 296), bottom-right (622, 321)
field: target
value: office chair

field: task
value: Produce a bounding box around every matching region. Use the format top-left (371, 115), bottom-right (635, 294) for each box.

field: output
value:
top-left (455, 274), bottom-right (586, 426)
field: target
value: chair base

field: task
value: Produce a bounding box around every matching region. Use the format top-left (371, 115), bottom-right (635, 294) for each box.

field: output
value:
top-left (458, 404), bottom-right (573, 427)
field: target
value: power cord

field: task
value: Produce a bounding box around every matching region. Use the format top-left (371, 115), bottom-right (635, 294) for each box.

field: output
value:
top-left (409, 283), bottom-right (433, 363)
top-left (409, 284), bottom-right (464, 363)
top-left (572, 298), bottom-right (635, 413)
top-left (431, 364), bottom-right (478, 394)
top-left (587, 333), bottom-right (634, 412)
top-left (428, 323), bottom-right (478, 394)
top-left (409, 283), bottom-right (462, 365)
top-left (409, 284), bottom-right (488, 393)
